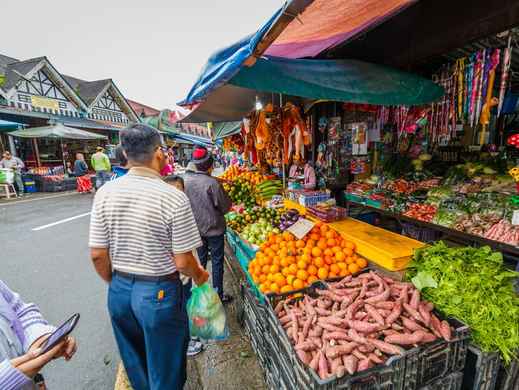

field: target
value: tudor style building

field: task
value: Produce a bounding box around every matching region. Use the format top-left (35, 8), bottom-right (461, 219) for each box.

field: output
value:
top-left (0, 54), bottom-right (138, 132)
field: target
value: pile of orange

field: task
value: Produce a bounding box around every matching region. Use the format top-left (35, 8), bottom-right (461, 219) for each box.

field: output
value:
top-left (247, 221), bottom-right (367, 294)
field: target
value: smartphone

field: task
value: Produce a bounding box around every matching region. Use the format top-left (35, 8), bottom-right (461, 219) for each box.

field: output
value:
top-left (41, 313), bottom-right (80, 354)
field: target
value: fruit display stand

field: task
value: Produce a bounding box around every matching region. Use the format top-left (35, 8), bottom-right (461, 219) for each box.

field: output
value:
top-left (284, 199), bottom-right (426, 271)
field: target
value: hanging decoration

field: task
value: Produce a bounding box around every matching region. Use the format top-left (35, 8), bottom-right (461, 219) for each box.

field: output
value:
top-left (498, 45), bottom-right (512, 117)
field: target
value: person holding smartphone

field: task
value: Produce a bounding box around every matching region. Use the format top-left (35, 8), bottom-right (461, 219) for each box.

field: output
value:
top-left (0, 280), bottom-right (77, 390)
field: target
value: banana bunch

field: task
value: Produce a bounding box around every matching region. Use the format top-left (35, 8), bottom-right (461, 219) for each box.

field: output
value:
top-left (256, 179), bottom-right (282, 201)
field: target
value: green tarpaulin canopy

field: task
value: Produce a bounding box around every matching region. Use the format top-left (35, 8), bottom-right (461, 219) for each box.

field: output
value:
top-left (9, 123), bottom-right (107, 140)
top-left (230, 56), bottom-right (444, 106)
top-left (210, 121), bottom-right (242, 140)
top-left (0, 119), bottom-right (24, 132)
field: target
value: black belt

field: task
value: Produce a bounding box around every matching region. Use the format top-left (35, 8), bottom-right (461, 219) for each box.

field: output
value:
top-left (114, 270), bottom-right (179, 282)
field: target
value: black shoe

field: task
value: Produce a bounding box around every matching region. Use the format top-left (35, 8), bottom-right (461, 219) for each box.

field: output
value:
top-left (220, 294), bottom-right (233, 305)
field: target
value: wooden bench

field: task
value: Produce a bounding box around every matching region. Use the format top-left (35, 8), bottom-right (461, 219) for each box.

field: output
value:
top-left (0, 183), bottom-right (17, 199)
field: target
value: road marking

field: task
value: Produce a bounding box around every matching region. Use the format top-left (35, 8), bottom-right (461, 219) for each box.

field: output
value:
top-left (32, 212), bottom-right (91, 231)
top-left (1, 192), bottom-right (82, 206)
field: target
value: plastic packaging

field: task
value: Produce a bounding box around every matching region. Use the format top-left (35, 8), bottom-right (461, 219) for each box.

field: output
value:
top-left (187, 283), bottom-right (229, 341)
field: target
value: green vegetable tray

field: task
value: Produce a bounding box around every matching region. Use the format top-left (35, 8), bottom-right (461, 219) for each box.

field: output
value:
top-left (344, 192), bottom-right (366, 204)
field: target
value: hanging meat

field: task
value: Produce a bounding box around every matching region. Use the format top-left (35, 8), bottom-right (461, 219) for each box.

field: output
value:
top-left (283, 102), bottom-right (311, 163)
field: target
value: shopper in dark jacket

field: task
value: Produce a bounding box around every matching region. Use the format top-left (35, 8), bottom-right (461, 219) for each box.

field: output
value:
top-left (73, 153), bottom-right (88, 177)
top-left (183, 147), bottom-right (233, 303)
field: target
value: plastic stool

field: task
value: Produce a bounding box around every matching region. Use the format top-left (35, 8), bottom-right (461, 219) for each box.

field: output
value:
top-left (0, 183), bottom-right (17, 199)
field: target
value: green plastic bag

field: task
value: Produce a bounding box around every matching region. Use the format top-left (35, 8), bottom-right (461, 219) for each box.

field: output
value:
top-left (186, 283), bottom-right (229, 341)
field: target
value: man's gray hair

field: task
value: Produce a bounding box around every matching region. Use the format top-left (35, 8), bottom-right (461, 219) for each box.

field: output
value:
top-left (120, 123), bottom-right (162, 164)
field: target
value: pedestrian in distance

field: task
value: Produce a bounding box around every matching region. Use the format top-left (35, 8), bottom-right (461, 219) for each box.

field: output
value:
top-left (111, 145), bottom-right (130, 179)
top-left (89, 123), bottom-right (209, 390)
top-left (1, 151), bottom-right (25, 196)
top-left (0, 279), bottom-right (77, 390)
top-left (74, 153), bottom-right (92, 193)
top-left (183, 146), bottom-right (233, 303)
top-left (90, 146), bottom-right (111, 189)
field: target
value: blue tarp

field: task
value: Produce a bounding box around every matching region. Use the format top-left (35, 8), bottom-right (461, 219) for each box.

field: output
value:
top-left (172, 133), bottom-right (213, 147)
top-left (0, 119), bottom-right (23, 132)
top-left (179, 6), bottom-right (284, 106)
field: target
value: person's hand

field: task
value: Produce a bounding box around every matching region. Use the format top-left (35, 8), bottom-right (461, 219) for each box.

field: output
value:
top-left (30, 335), bottom-right (78, 361)
top-left (11, 339), bottom-right (67, 378)
top-left (193, 267), bottom-right (209, 286)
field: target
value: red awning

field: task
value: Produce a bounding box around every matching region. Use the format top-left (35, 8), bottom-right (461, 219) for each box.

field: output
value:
top-left (265, 0), bottom-right (417, 58)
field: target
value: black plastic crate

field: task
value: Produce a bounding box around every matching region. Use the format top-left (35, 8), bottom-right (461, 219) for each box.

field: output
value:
top-left (265, 275), bottom-right (469, 390)
top-left (461, 345), bottom-right (501, 390)
top-left (410, 317), bottom-right (469, 388)
top-left (419, 371), bottom-right (463, 390)
top-left (495, 357), bottom-right (518, 390)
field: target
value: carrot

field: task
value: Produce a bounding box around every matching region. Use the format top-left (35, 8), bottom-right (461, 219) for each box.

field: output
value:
top-left (418, 303), bottom-right (431, 326)
top-left (403, 303), bottom-right (424, 323)
top-left (358, 343), bottom-right (376, 353)
top-left (399, 286), bottom-right (409, 304)
top-left (302, 315), bottom-right (314, 339)
top-left (318, 351), bottom-right (330, 380)
top-left (297, 349), bottom-right (312, 365)
top-left (335, 365), bottom-right (346, 378)
top-left (323, 332), bottom-right (352, 341)
top-left (279, 315), bottom-right (291, 326)
top-left (343, 355), bottom-right (358, 375)
top-left (385, 330), bottom-right (423, 345)
top-left (440, 320), bottom-right (452, 341)
top-left (365, 304), bottom-right (385, 326)
top-left (357, 359), bottom-right (371, 372)
top-left (374, 301), bottom-right (394, 310)
top-left (352, 349), bottom-right (369, 361)
top-left (354, 311), bottom-right (368, 320)
top-left (410, 289), bottom-right (421, 310)
top-left (346, 299), bottom-right (364, 320)
top-left (420, 331), bottom-right (437, 343)
top-left (325, 342), bottom-right (358, 359)
top-left (318, 321), bottom-right (346, 333)
top-left (309, 326), bottom-right (323, 337)
top-left (296, 340), bottom-right (318, 352)
top-left (365, 288), bottom-right (390, 304)
top-left (430, 314), bottom-right (443, 338)
top-left (274, 300), bottom-right (285, 316)
top-left (347, 329), bottom-right (368, 344)
top-left (348, 320), bottom-right (382, 334)
top-left (368, 339), bottom-right (405, 356)
top-left (401, 316), bottom-right (427, 332)
top-left (314, 307), bottom-right (332, 316)
top-left (377, 309), bottom-right (391, 317)
top-left (309, 351), bottom-right (320, 372)
top-left (317, 299), bottom-right (333, 309)
top-left (368, 352), bottom-right (384, 364)
top-left (330, 356), bottom-right (342, 375)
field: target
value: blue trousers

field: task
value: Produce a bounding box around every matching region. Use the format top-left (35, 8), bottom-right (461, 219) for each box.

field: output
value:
top-left (197, 234), bottom-right (225, 298)
top-left (95, 171), bottom-right (111, 189)
top-left (108, 274), bottom-right (189, 390)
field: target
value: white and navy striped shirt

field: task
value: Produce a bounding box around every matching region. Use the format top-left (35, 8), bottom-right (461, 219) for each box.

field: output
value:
top-left (88, 167), bottom-right (202, 276)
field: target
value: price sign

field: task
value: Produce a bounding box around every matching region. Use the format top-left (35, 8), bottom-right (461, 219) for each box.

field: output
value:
top-left (512, 210), bottom-right (519, 226)
top-left (287, 218), bottom-right (315, 239)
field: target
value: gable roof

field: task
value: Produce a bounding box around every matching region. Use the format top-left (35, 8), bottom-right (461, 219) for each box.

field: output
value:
top-left (1, 57), bottom-right (45, 92)
top-left (63, 76), bottom-right (110, 105)
top-left (127, 99), bottom-right (161, 117)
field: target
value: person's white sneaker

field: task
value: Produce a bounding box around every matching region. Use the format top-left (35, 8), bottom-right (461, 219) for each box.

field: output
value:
top-left (187, 338), bottom-right (203, 357)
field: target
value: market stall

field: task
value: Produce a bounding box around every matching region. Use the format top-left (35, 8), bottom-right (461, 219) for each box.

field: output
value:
top-left (9, 123), bottom-right (106, 192)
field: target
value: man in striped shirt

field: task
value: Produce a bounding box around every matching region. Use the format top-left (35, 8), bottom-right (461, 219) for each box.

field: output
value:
top-left (89, 124), bottom-right (209, 390)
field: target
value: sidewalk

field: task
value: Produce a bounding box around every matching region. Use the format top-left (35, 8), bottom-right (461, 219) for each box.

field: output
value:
top-left (114, 249), bottom-right (267, 390)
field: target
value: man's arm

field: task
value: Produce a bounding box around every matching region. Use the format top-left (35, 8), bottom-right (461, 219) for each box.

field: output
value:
top-left (90, 248), bottom-right (112, 282)
top-left (211, 181), bottom-right (232, 214)
top-left (104, 155), bottom-right (111, 171)
top-left (174, 252), bottom-right (208, 286)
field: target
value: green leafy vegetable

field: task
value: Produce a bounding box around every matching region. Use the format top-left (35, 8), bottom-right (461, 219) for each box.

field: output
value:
top-left (407, 242), bottom-right (519, 364)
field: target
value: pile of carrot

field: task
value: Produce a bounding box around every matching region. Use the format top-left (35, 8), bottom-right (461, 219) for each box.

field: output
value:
top-left (273, 271), bottom-right (453, 380)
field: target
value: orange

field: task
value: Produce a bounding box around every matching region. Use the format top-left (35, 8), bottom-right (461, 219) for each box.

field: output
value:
top-left (296, 240), bottom-right (305, 248)
top-left (313, 256), bottom-right (324, 268)
top-left (307, 264), bottom-right (318, 276)
top-left (296, 269), bottom-right (309, 281)
top-left (317, 240), bottom-right (327, 251)
top-left (262, 265), bottom-right (270, 274)
top-left (282, 231), bottom-right (294, 241)
top-left (320, 224), bottom-right (329, 234)
top-left (270, 283), bottom-right (280, 294)
top-left (329, 272), bottom-right (338, 279)
top-left (339, 268), bottom-right (350, 277)
top-left (337, 262), bottom-right (347, 270)
top-left (254, 265), bottom-right (262, 275)
top-left (311, 247), bottom-right (322, 257)
top-left (292, 279), bottom-right (304, 290)
top-left (346, 256), bottom-right (355, 265)
top-left (297, 260), bottom-right (308, 270)
top-left (310, 233), bottom-right (320, 241)
top-left (266, 248), bottom-right (275, 258)
top-left (286, 275), bottom-right (296, 286)
top-left (260, 243), bottom-right (269, 251)
top-left (252, 275), bottom-right (260, 284)
top-left (259, 274), bottom-right (267, 283)
top-left (288, 264), bottom-right (298, 275)
top-left (306, 239), bottom-right (316, 249)
top-left (267, 273), bottom-right (275, 282)
top-left (279, 241), bottom-right (287, 249)
top-left (348, 263), bottom-right (360, 274)
top-left (288, 241), bottom-right (296, 250)
top-left (324, 256), bottom-right (333, 265)
top-left (280, 258), bottom-right (289, 268)
top-left (274, 273), bottom-right (287, 287)
top-left (341, 240), bottom-right (349, 248)
top-left (270, 244), bottom-right (279, 252)
top-left (331, 246), bottom-right (341, 254)
top-left (258, 257), bottom-right (266, 266)
top-left (317, 267), bottom-right (329, 280)
top-left (272, 257), bottom-right (280, 266)
top-left (301, 253), bottom-right (311, 263)
top-left (259, 283), bottom-right (269, 293)
top-left (325, 230), bottom-right (336, 239)
top-left (314, 221), bottom-right (323, 228)
top-left (286, 256), bottom-right (296, 265)
top-left (346, 241), bottom-right (356, 251)
top-left (330, 264), bottom-right (340, 275)
top-left (307, 275), bottom-right (318, 284)
top-left (327, 238), bottom-right (337, 248)
top-left (279, 247), bottom-right (288, 257)
top-left (356, 257), bottom-right (368, 269)
top-left (335, 251), bottom-right (346, 262)
top-left (323, 248), bottom-right (334, 257)
top-left (343, 247), bottom-right (354, 257)
top-left (270, 264), bottom-right (280, 274)
top-left (280, 285), bottom-right (293, 294)
top-left (281, 267), bottom-right (290, 276)
top-left (275, 236), bottom-right (283, 244)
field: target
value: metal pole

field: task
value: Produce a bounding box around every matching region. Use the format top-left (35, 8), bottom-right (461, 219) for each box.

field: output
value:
top-left (280, 93), bottom-right (286, 190)
top-left (33, 139), bottom-right (41, 167)
top-left (60, 140), bottom-right (66, 173)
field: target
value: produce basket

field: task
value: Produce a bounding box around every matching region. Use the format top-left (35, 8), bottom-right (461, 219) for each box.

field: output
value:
top-left (418, 371), bottom-right (462, 390)
top-left (462, 344), bottom-right (519, 390)
top-left (242, 282), bottom-right (269, 370)
top-left (264, 271), bottom-right (469, 390)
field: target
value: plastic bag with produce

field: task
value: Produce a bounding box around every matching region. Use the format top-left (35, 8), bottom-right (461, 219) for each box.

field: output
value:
top-left (187, 283), bottom-right (229, 341)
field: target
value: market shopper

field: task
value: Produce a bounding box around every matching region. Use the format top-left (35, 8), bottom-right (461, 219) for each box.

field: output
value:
top-left (91, 146), bottom-right (111, 189)
top-left (0, 279), bottom-right (77, 390)
top-left (289, 158), bottom-right (316, 190)
top-left (183, 146), bottom-right (233, 303)
top-left (1, 151), bottom-right (25, 195)
top-left (73, 153), bottom-right (89, 177)
top-left (112, 145), bottom-right (130, 179)
top-left (89, 123), bottom-right (209, 390)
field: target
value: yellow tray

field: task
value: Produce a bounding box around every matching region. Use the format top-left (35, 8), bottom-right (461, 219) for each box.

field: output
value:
top-left (283, 199), bottom-right (425, 271)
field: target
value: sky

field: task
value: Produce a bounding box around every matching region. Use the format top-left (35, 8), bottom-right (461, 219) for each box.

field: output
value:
top-left (2, 1), bottom-right (283, 110)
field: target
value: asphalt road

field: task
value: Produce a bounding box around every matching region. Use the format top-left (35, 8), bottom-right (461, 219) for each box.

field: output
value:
top-left (0, 193), bottom-right (118, 389)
